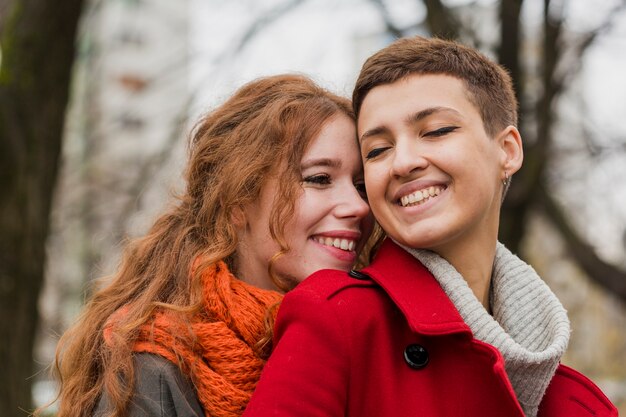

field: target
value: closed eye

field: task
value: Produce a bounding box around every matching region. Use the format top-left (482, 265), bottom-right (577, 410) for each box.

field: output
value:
top-left (365, 147), bottom-right (391, 160)
top-left (425, 126), bottom-right (459, 137)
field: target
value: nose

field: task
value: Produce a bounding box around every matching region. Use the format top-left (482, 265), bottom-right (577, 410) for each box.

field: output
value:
top-left (390, 138), bottom-right (428, 178)
top-left (334, 183), bottom-right (371, 221)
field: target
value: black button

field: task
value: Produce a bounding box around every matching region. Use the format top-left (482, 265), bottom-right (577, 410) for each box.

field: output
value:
top-left (404, 344), bottom-right (429, 369)
top-left (348, 270), bottom-right (370, 280)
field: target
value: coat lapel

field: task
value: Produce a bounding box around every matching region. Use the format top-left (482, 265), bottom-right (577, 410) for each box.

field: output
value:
top-left (363, 239), bottom-right (472, 337)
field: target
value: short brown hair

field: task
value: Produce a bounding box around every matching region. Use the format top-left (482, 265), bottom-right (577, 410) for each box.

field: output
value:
top-left (353, 36), bottom-right (517, 137)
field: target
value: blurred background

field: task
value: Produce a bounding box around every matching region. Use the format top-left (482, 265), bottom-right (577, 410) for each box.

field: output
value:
top-left (1, 0), bottom-right (626, 415)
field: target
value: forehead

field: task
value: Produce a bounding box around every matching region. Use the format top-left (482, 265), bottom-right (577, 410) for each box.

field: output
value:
top-left (301, 114), bottom-right (358, 161)
top-left (357, 74), bottom-right (480, 135)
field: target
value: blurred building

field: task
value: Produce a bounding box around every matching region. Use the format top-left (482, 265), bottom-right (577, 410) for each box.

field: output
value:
top-left (36, 0), bottom-right (190, 408)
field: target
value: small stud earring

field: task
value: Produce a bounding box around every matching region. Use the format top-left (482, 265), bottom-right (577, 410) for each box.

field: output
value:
top-left (501, 172), bottom-right (512, 202)
top-left (502, 172), bottom-right (510, 188)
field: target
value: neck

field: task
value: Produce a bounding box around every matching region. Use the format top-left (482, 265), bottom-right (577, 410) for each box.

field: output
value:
top-left (232, 249), bottom-right (276, 291)
top-left (434, 236), bottom-right (497, 310)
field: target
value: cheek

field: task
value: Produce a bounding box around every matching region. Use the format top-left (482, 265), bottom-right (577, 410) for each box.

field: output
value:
top-left (364, 166), bottom-right (386, 196)
top-left (363, 171), bottom-right (390, 218)
top-left (459, 149), bottom-right (501, 192)
top-left (285, 191), bottom-right (321, 236)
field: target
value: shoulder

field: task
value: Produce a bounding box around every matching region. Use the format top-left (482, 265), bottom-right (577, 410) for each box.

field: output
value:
top-left (132, 353), bottom-right (200, 401)
top-left (132, 353), bottom-right (195, 388)
top-left (94, 353), bottom-right (204, 417)
top-left (282, 269), bottom-right (388, 315)
top-left (133, 351), bottom-right (180, 376)
top-left (289, 268), bottom-right (378, 300)
top-left (277, 269), bottom-right (398, 333)
top-left (539, 364), bottom-right (618, 417)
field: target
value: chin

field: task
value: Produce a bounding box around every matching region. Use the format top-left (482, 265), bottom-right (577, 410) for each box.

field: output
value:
top-left (394, 233), bottom-right (440, 251)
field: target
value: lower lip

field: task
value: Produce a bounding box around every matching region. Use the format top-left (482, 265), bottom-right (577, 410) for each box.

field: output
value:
top-left (311, 239), bottom-right (357, 263)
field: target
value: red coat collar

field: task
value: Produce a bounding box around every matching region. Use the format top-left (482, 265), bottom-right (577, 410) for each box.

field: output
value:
top-left (363, 239), bottom-right (472, 337)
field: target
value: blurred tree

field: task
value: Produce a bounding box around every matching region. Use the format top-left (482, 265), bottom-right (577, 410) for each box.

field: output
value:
top-left (373, 0), bottom-right (626, 301)
top-left (7, 0), bottom-right (624, 413)
top-left (0, 0), bottom-right (84, 414)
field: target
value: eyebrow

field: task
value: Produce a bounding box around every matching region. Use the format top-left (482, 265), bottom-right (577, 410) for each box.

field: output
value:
top-left (406, 106), bottom-right (461, 124)
top-left (359, 106), bottom-right (463, 142)
top-left (300, 158), bottom-right (342, 170)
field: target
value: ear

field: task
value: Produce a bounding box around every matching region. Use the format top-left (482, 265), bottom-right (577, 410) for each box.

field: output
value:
top-left (497, 126), bottom-right (523, 177)
top-left (230, 206), bottom-right (247, 230)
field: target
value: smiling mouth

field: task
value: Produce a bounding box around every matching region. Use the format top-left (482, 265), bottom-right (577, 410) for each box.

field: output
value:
top-left (399, 186), bottom-right (445, 207)
top-left (313, 236), bottom-right (357, 252)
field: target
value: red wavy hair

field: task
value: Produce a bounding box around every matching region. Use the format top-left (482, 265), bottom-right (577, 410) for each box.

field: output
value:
top-left (49, 74), bottom-right (355, 417)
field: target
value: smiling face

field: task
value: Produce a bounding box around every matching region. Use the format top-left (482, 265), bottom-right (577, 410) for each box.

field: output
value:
top-left (358, 74), bottom-right (521, 260)
top-left (236, 113), bottom-right (373, 291)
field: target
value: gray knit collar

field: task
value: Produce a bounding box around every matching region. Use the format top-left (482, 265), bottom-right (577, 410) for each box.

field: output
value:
top-left (399, 241), bottom-right (570, 417)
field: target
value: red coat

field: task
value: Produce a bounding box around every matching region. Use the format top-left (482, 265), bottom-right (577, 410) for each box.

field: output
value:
top-left (244, 240), bottom-right (618, 417)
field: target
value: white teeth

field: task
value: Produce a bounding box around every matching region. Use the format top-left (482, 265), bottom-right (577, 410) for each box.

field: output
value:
top-left (314, 236), bottom-right (357, 252)
top-left (399, 186), bottom-right (444, 207)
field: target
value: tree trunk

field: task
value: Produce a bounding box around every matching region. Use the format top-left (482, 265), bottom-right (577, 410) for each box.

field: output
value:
top-left (423, 0), bottom-right (459, 39)
top-left (0, 0), bottom-right (84, 414)
top-left (502, 0), bottom-right (562, 253)
top-left (497, 0), bottom-right (527, 252)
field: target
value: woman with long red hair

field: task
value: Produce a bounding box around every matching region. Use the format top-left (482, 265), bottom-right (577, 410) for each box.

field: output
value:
top-left (49, 74), bottom-right (373, 417)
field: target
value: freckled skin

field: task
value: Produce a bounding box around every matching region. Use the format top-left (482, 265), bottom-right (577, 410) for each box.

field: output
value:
top-left (236, 114), bottom-right (374, 291)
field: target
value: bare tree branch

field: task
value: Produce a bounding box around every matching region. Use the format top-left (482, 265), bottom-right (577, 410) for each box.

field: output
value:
top-left (574, 0), bottom-right (626, 55)
top-left (235, 0), bottom-right (307, 53)
top-left (111, 95), bottom-right (192, 246)
top-left (503, 0), bottom-right (563, 235)
top-left (555, 1), bottom-right (626, 91)
top-left (501, 0), bottom-right (563, 251)
top-left (579, 114), bottom-right (626, 158)
top-left (368, 0), bottom-right (405, 38)
top-left (534, 1), bottom-right (626, 295)
top-left (503, 0), bottom-right (626, 252)
top-left (423, 0), bottom-right (459, 39)
top-left (537, 184), bottom-right (626, 302)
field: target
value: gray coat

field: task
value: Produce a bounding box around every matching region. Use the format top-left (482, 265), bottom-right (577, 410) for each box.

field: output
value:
top-left (94, 353), bottom-right (204, 417)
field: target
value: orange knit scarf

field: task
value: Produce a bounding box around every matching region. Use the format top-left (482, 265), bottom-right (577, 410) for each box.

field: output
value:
top-left (112, 261), bottom-right (283, 417)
